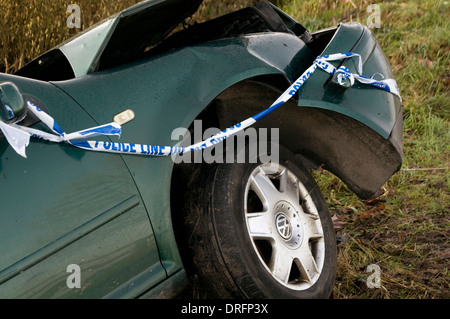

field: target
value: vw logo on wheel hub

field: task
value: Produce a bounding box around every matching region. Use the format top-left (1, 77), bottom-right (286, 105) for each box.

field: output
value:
top-left (275, 213), bottom-right (292, 240)
top-left (274, 201), bottom-right (303, 249)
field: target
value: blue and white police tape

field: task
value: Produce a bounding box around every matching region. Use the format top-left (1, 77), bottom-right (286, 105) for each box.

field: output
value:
top-left (17, 101), bottom-right (121, 143)
top-left (0, 101), bottom-right (121, 157)
top-left (0, 52), bottom-right (401, 158)
top-left (315, 53), bottom-right (401, 99)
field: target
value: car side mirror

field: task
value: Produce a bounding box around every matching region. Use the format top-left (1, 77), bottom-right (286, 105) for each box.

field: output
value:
top-left (0, 82), bottom-right (27, 124)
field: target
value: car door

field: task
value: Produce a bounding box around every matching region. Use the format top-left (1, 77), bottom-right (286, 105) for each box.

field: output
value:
top-left (0, 75), bottom-right (165, 298)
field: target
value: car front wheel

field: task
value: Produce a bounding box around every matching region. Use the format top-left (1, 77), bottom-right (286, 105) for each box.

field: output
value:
top-left (181, 146), bottom-right (337, 298)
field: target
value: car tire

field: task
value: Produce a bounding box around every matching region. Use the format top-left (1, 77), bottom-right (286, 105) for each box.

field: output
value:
top-left (181, 145), bottom-right (336, 299)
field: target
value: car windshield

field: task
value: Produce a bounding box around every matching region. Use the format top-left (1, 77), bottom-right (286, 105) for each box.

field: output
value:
top-left (59, 18), bottom-right (116, 78)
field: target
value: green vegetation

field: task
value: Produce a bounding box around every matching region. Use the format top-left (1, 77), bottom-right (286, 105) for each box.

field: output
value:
top-left (0, 0), bottom-right (448, 298)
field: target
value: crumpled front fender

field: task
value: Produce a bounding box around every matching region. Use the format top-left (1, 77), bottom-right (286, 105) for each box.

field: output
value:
top-left (208, 79), bottom-right (403, 200)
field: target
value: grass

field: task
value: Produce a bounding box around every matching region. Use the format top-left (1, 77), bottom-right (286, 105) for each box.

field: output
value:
top-left (1, 0), bottom-right (448, 299)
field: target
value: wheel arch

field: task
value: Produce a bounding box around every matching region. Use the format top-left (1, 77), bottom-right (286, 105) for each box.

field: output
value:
top-left (221, 79), bottom-right (402, 199)
top-left (170, 76), bottom-right (403, 226)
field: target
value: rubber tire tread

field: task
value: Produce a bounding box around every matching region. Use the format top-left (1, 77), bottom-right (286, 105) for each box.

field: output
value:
top-left (181, 146), bottom-right (337, 298)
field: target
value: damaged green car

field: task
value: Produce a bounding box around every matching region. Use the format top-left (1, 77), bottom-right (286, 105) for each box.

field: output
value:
top-left (0, 0), bottom-right (402, 298)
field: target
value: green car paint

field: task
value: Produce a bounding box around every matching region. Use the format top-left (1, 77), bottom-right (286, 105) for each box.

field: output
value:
top-left (0, 75), bottom-right (165, 298)
top-left (53, 31), bottom-right (314, 279)
top-left (0, 0), bottom-right (402, 298)
top-left (297, 22), bottom-right (402, 139)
